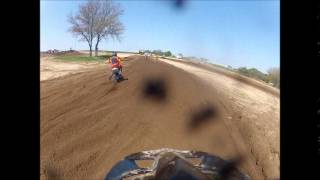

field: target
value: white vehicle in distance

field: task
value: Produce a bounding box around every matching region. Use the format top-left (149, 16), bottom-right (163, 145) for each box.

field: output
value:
top-left (144, 52), bottom-right (151, 56)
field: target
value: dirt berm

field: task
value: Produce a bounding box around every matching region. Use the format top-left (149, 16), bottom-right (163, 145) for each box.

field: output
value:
top-left (41, 56), bottom-right (274, 180)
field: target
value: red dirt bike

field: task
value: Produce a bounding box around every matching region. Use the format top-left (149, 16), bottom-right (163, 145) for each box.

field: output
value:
top-left (104, 148), bottom-right (251, 180)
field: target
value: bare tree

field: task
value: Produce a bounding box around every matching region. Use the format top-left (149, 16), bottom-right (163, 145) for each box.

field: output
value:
top-left (68, 0), bottom-right (124, 57)
top-left (93, 0), bottom-right (124, 56)
top-left (68, 1), bottom-right (100, 56)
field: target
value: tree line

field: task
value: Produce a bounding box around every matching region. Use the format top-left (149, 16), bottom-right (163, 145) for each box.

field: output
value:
top-left (232, 66), bottom-right (280, 88)
top-left (139, 50), bottom-right (174, 57)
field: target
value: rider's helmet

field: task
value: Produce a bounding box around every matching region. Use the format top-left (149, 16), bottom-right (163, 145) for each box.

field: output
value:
top-left (112, 52), bottom-right (117, 56)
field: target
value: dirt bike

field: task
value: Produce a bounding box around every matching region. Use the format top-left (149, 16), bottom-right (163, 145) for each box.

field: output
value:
top-left (104, 148), bottom-right (251, 180)
top-left (109, 67), bottom-right (127, 84)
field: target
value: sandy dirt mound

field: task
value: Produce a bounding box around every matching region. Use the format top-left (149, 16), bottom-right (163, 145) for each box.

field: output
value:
top-left (41, 56), bottom-right (275, 180)
top-left (161, 57), bottom-right (279, 96)
top-left (40, 57), bottom-right (104, 81)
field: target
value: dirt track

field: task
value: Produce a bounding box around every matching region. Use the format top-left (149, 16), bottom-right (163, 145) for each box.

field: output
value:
top-left (159, 58), bottom-right (280, 179)
top-left (41, 56), bottom-right (279, 180)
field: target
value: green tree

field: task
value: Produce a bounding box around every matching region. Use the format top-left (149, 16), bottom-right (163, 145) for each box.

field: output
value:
top-left (152, 50), bottom-right (164, 56)
top-left (237, 67), bottom-right (269, 83)
top-left (164, 51), bottom-right (172, 57)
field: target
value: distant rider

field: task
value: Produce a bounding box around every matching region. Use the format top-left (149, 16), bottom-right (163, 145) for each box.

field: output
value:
top-left (106, 52), bottom-right (125, 81)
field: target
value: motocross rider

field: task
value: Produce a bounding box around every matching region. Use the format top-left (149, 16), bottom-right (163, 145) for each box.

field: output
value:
top-left (106, 52), bottom-right (122, 71)
top-left (106, 52), bottom-right (124, 80)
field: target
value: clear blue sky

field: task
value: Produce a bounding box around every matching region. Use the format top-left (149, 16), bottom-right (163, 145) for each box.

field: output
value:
top-left (41, 0), bottom-right (279, 73)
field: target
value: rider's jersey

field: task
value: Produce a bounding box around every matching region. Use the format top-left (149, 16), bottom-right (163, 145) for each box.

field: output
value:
top-left (108, 56), bottom-right (121, 69)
